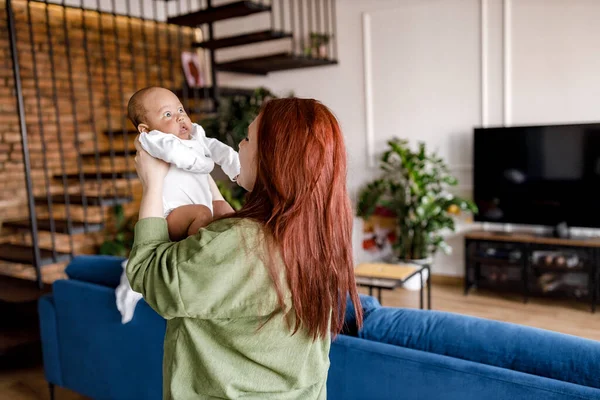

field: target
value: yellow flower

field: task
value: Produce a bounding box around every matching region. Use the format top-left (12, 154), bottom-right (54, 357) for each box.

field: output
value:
top-left (447, 204), bottom-right (460, 215)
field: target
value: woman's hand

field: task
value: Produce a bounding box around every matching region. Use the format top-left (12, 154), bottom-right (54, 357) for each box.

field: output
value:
top-left (134, 136), bottom-right (169, 191)
top-left (135, 136), bottom-right (169, 219)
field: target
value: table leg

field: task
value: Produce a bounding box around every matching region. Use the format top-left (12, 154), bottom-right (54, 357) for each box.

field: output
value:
top-left (419, 270), bottom-right (424, 310)
top-left (369, 286), bottom-right (372, 297)
top-left (378, 288), bottom-right (382, 304)
top-left (427, 265), bottom-right (431, 310)
top-left (464, 240), bottom-right (470, 295)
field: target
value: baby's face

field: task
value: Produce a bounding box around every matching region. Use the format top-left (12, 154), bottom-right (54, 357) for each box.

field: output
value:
top-left (139, 88), bottom-right (193, 140)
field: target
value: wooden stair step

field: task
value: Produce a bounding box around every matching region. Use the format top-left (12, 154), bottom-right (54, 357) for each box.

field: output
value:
top-left (34, 194), bottom-right (133, 206)
top-left (80, 148), bottom-right (137, 158)
top-left (102, 129), bottom-right (138, 137)
top-left (0, 243), bottom-right (70, 266)
top-left (193, 30), bottom-right (292, 50)
top-left (53, 171), bottom-right (137, 180)
top-left (216, 52), bottom-right (338, 75)
top-left (3, 219), bottom-right (103, 235)
top-left (167, 1), bottom-right (270, 26)
top-left (172, 86), bottom-right (256, 100)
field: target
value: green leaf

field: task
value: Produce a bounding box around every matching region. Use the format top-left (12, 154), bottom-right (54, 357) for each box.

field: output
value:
top-left (443, 176), bottom-right (458, 186)
top-left (439, 241), bottom-right (452, 254)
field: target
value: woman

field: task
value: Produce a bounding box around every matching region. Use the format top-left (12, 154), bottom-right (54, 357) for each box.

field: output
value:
top-left (128, 98), bottom-right (363, 399)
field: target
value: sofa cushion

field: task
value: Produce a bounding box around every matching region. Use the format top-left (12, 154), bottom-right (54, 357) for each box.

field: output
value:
top-left (65, 255), bottom-right (126, 288)
top-left (342, 294), bottom-right (381, 336)
top-left (359, 307), bottom-right (600, 390)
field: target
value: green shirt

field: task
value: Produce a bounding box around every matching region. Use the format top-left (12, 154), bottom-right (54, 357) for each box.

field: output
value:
top-left (127, 217), bottom-right (330, 400)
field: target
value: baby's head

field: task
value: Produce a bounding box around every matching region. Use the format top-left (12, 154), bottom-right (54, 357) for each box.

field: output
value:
top-left (127, 87), bottom-right (193, 140)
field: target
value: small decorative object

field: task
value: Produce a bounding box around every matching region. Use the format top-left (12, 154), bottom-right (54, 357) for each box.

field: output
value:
top-left (361, 206), bottom-right (397, 261)
top-left (357, 138), bottom-right (477, 262)
top-left (181, 51), bottom-right (205, 88)
top-left (304, 32), bottom-right (332, 58)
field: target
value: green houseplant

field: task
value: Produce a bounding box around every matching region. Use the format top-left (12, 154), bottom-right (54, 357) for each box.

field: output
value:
top-left (201, 87), bottom-right (278, 150)
top-left (202, 87), bottom-right (292, 208)
top-left (303, 33), bottom-right (333, 58)
top-left (357, 138), bottom-right (477, 261)
top-left (99, 205), bottom-right (136, 257)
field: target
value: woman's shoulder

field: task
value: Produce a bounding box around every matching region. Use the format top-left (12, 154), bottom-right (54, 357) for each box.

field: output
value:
top-left (200, 218), bottom-right (265, 245)
top-left (205, 217), bottom-right (263, 233)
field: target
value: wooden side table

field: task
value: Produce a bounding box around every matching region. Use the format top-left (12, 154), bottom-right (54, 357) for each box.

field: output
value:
top-left (354, 263), bottom-right (431, 309)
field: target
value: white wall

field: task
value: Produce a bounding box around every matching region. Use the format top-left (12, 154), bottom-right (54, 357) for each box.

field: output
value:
top-left (37, 0), bottom-right (600, 274)
top-left (53, 0), bottom-right (598, 275)
top-left (213, 0), bottom-right (600, 276)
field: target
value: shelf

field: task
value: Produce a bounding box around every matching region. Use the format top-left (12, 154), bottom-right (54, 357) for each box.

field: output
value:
top-left (531, 265), bottom-right (590, 274)
top-left (475, 280), bottom-right (524, 294)
top-left (102, 129), bottom-right (137, 137)
top-left (466, 230), bottom-right (600, 248)
top-left (172, 86), bottom-right (257, 99)
top-left (216, 53), bottom-right (338, 75)
top-left (167, 1), bottom-right (270, 26)
top-left (35, 194), bottom-right (132, 206)
top-left (3, 219), bottom-right (103, 235)
top-left (80, 148), bottom-right (137, 158)
top-left (469, 256), bottom-right (522, 267)
top-left (193, 30), bottom-right (292, 50)
top-left (530, 286), bottom-right (591, 300)
top-left (0, 243), bottom-right (70, 266)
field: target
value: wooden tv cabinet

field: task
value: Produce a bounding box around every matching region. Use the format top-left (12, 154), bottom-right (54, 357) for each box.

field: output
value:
top-left (464, 230), bottom-right (599, 312)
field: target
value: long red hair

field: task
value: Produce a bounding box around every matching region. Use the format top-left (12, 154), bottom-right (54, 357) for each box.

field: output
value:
top-left (232, 98), bottom-right (363, 339)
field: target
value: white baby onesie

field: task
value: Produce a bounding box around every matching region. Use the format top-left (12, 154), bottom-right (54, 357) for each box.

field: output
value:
top-left (115, 123), bottom-right (240, 324)
top-left (138, 122), bottom-right (240, 216)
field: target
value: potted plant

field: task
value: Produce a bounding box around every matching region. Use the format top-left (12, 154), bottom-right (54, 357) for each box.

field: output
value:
top-left (99, 205), bottom-right (137, 257)
top-left (304, 32), bottom-right (332, 58)
top-left (357, 138), bottom-right (477, 263)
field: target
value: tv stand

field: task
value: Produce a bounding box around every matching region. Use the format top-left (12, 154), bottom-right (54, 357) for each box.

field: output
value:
top-left (464, 230), bottom-right (599, 312)
top-left (553, 222), bottom-right (570, 239)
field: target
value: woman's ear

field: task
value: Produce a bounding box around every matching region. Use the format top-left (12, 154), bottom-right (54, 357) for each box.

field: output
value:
top-left (138, 123), bottom-right (149, 133)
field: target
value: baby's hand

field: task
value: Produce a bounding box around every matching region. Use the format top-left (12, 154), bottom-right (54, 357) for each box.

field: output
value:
top-left (134, 135), bottom-right (169, 190)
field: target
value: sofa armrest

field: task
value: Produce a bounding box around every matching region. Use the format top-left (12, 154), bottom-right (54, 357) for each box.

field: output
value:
top-left (38, 294), bottom-right (63, 387)
top-left (342, 294), bottom-right (381, 336)
top-left (65, 255), bottom-right (126, 288)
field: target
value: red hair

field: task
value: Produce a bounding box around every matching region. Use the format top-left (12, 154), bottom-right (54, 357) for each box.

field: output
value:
top-left (233, 98), bottom-right (363, 339)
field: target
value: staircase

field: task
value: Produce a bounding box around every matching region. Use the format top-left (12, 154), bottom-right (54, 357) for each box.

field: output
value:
top-left (2, 0), bottom-right (338, 288)
top-left (170, 0), bottom-right (338, 109)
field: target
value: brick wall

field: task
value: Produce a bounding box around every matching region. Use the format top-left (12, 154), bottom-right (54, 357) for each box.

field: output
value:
top-left (0, 0), bottom-right (200, 282)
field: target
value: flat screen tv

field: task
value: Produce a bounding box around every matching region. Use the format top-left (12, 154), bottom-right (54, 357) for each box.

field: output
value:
top-left (473, 122), bottom-right (600, 229)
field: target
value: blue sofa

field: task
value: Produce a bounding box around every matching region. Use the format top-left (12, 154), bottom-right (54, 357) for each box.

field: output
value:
top-left (39, 256), bottom-right (600, 399)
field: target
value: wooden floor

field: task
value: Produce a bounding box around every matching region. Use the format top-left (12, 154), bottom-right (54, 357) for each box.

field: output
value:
top-left (2, 280), bottom-right (600, 399)
top-left (0, 368), bottom-right (88, 400)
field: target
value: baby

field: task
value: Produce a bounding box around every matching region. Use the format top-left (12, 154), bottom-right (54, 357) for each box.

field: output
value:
top-left (128, 86), bottom-right (240, 240)
top-left (115, 86), bottom-right (240, 324)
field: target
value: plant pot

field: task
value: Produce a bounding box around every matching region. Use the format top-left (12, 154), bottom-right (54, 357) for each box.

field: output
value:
top-left (318, 44), bottom-right (328, 58)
